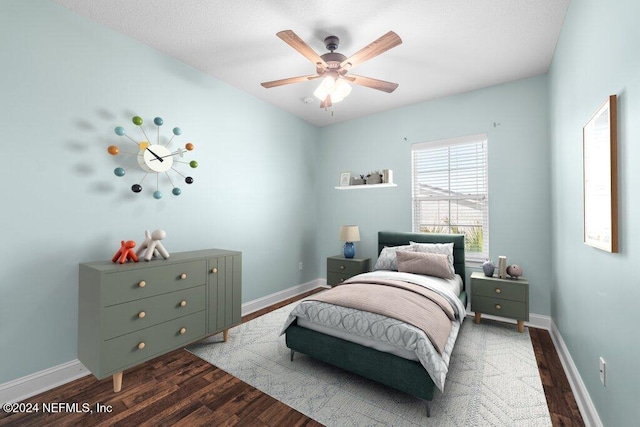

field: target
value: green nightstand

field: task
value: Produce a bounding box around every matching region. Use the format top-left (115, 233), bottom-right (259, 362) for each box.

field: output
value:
top-left (470, 271), bottom-right (529, 333)
top-left (326, 255), bottom-right (370, 286)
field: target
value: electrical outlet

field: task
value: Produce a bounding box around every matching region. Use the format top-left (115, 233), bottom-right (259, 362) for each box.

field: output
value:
top-left (599, 357), bottom-right (606, 386)
top-left (298, 262), bottom-right (303, 271)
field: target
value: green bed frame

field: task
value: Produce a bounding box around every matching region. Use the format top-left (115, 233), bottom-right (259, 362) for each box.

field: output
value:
top-left (285, 231), bottom-right (466, 417)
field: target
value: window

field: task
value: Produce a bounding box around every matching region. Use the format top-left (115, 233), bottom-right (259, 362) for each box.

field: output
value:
top-left (411, 133), bottom-right (489, 262)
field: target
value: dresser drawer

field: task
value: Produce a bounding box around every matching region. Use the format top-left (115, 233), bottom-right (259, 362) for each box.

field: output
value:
top-left (103, 285), bottom-right (206, 339)
top-left (101, 310), bottom-right (206, 376)
top-left (327, 271), bottom-right (352, 286)
top-left (327, 257), bottom-right (368, 275)
top-left (472, 295), bottom-right (528, 321)
top-left (471, 279), bottom-right (526, 302)
top-left (102, 260), bottom-right (207, 306)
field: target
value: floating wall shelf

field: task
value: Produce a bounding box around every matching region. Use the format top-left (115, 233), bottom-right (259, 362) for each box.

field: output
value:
top-left (334, 183), bottom-right (397, 190)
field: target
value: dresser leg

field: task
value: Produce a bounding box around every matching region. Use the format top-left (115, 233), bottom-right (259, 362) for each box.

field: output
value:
top-left (112, 372), bottom-right (123, 392)
top-left (474, 312), bottom-right (482, 324)
top-left (223, 329), bottom-right (229, 342)
top-left (517, 320), bottom-right (524, 333)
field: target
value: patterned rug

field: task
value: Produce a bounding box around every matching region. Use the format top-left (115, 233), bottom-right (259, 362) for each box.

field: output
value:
top-left (187, 303), bottom-right (551, 426)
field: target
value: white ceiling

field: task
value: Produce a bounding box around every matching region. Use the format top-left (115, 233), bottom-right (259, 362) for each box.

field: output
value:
top-left (53, 0), bottom-right (569, 127)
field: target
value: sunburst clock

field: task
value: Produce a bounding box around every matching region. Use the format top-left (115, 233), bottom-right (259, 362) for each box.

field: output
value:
top-left (108, 116), bottom-right (198, 199)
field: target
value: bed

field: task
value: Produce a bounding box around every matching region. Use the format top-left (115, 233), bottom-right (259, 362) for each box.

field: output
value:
top-left (282, 231), bottom-right (467, 417)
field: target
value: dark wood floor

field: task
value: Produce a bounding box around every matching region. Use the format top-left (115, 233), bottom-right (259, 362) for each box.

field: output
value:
top-left (529, 327), bottom-right (585, 426)
top-left (1, 289), bottom-right (584, 426)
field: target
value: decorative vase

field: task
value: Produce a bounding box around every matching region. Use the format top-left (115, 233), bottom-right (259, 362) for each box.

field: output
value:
top-left (506, 264), bottom-right (523, 279)
top-left (497, 256), bottom-right (507, 278)
top-left (343, 242), bottom-right (355, 259)
top-left (482, 259), bottom-right (495, 277)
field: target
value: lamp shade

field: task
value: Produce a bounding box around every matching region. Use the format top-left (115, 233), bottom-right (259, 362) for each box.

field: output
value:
top-left (339, 225), bottom-right (360, 242)
top-left (331, 78), bottom-right (352, 103)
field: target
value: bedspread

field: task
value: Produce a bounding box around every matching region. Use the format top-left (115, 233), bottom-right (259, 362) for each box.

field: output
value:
top-left (305, 279), bottom-right (453, 354)
top-left (281, 271), bottom-right (466, 390)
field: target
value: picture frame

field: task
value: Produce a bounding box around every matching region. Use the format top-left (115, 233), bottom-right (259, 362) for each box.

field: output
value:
top-left (339, 172), bottom-right (351, 187)
top-left (583, 94), bottom-right (618, 253)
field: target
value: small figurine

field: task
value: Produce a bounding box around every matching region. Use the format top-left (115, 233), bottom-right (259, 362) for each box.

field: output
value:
top-left (112, 240), bottom-right (139, 264)
top-left (506, 264), bottom-right (524, 279)
top-left (136, 229), bottom-right (170, 261)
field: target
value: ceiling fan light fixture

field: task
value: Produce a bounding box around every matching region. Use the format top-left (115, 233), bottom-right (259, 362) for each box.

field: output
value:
top-left (313, 75), bottom-right (351, 103)
top-left (331, 78), bottom-right (352, 103)
top-left (313, 75), bottom-right (335, 101)
top-left (262, 30), bottom-right (402, 107)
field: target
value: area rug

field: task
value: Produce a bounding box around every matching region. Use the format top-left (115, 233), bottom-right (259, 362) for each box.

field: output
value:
top-left (187, 303), bottom-right (551, 426)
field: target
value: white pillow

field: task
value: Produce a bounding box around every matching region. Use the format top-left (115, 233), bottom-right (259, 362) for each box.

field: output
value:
top-left (373, 245), bottom-right (414, 271)
top-left (409, 241), bottom-right (456, 277)
top-left (396, 251), bottom-right (454, 279)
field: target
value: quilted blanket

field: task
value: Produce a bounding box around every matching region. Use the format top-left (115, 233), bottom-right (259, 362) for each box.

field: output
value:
top-left (282, 271), bottom-right (466, 390)
top-left (306, 278), bottom-right (454, 354)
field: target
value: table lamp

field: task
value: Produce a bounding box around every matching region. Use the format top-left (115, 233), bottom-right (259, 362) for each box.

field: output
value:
top-left (339, 225), bottom-right (360, 258)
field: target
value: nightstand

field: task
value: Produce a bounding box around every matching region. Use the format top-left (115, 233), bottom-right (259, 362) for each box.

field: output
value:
top-left (470, 271), bottom-right (529, 333)
top-left (326, 255), bottom-right (370, 286)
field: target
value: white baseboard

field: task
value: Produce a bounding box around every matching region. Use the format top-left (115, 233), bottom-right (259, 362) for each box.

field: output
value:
top-left (0, 278), bottom-right (327, 406)
top-left (0, 360), bottom-right (89, 405)
top-left (550, 320), bottom-right (603, 427)
top-left (242, 278), bottom-right (327, 316)
top-left (2, 279), bottom-right (598, 427)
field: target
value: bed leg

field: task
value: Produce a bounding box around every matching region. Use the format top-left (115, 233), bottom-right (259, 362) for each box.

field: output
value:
top-left (424, 400), bottom-right (431, 417)
top-left (290, 349), bottom-right (295, 361)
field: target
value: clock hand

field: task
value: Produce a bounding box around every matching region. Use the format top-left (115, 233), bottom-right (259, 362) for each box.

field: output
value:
top-left (146, 147), bottom-right (164, 162)
top-left (149, 148), bottom-right (185, 161)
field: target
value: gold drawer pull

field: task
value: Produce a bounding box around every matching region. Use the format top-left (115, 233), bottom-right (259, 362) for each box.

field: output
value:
top-left (340, 265), bottom-right (345, 270)
top-left (180, 300), bottom-right (187, 307)
top-left (180, 327), bottom-right (187, 335)
top-left (138, 311), bottom-right (146, 319)
top-left (211, 267), bottom-right (218, 273)
top-left (137, 342), bottom-right (145, 350)
top-left (495, 288), bottom-right (502, 294)
top-left (138, 280), bottom-right (146, 288)
top-left (180, 273), bottom-right (187, 280)
top-left (495, 304), bottom-right (502, 310)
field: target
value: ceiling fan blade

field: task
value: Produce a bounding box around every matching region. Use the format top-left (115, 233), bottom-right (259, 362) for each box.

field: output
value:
top-left (277, 30), bottom-right (328, 69)
top-left (345, 74), bottom-right (399, 93)
top-left (340, 31), bottom-right (402, 70)
top-left (261, 74), bottom-right (320, 88)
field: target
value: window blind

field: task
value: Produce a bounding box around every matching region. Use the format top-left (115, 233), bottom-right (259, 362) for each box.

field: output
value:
top-left (411, 133), bottom-right (489, 260)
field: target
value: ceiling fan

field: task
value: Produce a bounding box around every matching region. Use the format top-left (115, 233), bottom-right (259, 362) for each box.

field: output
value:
top-left (261, 30), bottom-right (402, 109)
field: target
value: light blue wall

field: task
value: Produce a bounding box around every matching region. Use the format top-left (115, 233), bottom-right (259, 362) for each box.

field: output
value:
top-left (7, 5), bottom-right (633, 424)
top-left (0, 0), bottom-right (319, 384)
top-left (317, 75), bottom-right (552, 316)
top-left (548, 0), bottom-right (640, 425)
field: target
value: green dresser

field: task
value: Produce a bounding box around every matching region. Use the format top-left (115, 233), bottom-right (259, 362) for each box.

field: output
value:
top-left (78, 249), bottom-right (241, 392)
top-left (326, 255), bottom-right (370, 286)
top-left (470, 271), bottom-right (529, 332)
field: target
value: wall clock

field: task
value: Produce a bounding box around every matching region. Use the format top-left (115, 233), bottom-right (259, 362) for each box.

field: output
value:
top-left (108, 116), bottom-right (198, 199)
